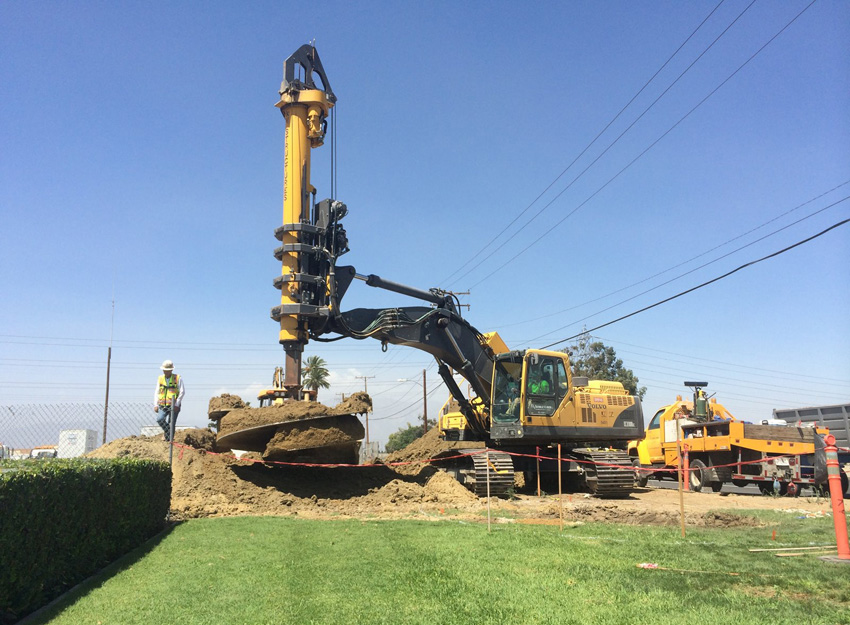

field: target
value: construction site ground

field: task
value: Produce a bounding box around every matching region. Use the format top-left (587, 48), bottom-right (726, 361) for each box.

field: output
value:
top-left (86, 427), bottom-right (836, 528)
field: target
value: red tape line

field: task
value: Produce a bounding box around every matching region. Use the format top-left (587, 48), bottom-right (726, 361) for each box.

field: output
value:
top-left (166, 442), bottom-right (813, 474)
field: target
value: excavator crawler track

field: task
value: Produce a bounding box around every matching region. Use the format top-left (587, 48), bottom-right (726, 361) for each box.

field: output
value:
top-left (577, 449), bottom-right (635, 498)
top-left (434, 449), bottom-right (515, 497)
top-left (469, 450), bottom-right (515, 496)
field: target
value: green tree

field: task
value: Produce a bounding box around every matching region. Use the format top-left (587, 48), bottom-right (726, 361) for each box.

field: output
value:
top-left (385, 419), bottom-right (437, 453)
top-left (302, 355), bottom-right (330, 400)
top-left (566, 332), bottom-right (646, 400)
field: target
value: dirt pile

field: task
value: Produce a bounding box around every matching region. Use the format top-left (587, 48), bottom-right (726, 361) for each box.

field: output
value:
top-left (86, 428), bottom-right (482, 519)
top-left (422, 470), bottom-right (479, 504)
top-left (385, 427), bottom-right (484, 475)
top-left (86, 429), bottom-right (833, 526)
top-left (214, 393), bottom-right (370, 463)
top-left (334, 392), bottom-right (372, 415)
top-left (208, 393), bottom-right (246, 418)
top-left (567, 503), bottom-right (764, 527)
top-left (264, 415), bottom-right (365, 462)
top-left (218, 392), bottom-right (371, 436)
top-left (265, 418), bottom-right (361, 454)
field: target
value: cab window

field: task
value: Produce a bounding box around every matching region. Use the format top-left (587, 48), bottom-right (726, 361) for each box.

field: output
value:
top-left (526, 356), bottom-right (557, 417)
top-left (647, 409), bottom-right (664, 430)
top-left (556, 361), bottom-right (568, 400)
top-left (491, 359), bottom-right (522, 423)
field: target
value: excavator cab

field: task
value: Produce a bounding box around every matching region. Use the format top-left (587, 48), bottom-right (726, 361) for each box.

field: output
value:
top-left (490, 350), bottom-right (571, 426)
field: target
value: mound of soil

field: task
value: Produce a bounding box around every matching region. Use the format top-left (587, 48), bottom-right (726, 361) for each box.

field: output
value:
top-left (218, 392), bottom-right (371, 437)
top-left (208, 393), bottom-right (246, 416)
top-left (86, 428), bottom-right (482, 519)
top-left (86, 428), bottom-right (832, 526)
top-left (567, 503), bottom-right (764, 528)
top-left (385, 427), bottom-right (484, 475)
top-left (264, 416), bottom-right (365, 459)
top-left (423, 470), bottom-right (479, 504)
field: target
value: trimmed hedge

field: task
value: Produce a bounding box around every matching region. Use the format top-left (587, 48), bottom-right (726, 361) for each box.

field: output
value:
top-left (0, 458), bottom-right (171, 624)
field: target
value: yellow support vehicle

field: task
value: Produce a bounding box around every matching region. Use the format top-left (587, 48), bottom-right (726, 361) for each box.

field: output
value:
top-left (629, 382), bottom-right (834, 496)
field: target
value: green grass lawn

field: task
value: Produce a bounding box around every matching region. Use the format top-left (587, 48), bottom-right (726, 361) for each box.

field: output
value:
top-left (27, 511), bottom-right (849, 625)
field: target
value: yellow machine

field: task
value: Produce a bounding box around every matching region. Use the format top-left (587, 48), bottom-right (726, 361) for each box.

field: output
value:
top-left (213, 45), bottom-right (363, 461)
top-left (218, 45), bottom-right (645, 494)
top-left (629, 382), bottom-right (833, 496)
top-left (257, 367), bottom-right (317, 407)
top-left (271, 44), bottom-right (337, 398)
top-left (435, 348), bottom-right (643, 496)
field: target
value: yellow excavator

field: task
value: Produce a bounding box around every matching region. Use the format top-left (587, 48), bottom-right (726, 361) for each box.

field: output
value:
top-left (216, 44), bottom-right (644, 495)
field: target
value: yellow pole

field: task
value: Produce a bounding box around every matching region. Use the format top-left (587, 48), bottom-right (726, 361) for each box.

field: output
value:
top-left (275, 88), bottom-right (332, 393)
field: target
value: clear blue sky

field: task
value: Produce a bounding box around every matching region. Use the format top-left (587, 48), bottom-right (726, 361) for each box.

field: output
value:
top-left (2, 0), bottom-right (848, 447)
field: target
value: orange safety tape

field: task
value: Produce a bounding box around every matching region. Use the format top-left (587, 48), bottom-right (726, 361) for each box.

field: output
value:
top-left (168, 442), bottom-right (489, 469)
top-left (167, 442), bottom-right (813, 474)
top-left (497, 448), bottom-right (805, 474)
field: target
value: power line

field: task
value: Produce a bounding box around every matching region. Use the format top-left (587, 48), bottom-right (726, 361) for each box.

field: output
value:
top-left (625, 361), bottom-right (849, 401)
top-left (499, 179), bottom-right (850, 330)
top-left (468, 0), bottom-right (819, 289)
top-left (524, 194), bottom-right (849, 344)
top-left (596, 336), bottom-right (850, 386)
top-left (450, 0), bottom-right (757, 287)
top-left (441, 0), bottom-right (730, 285)
top-left (370, 383), bottom-right (446, 422)
top-left (539, 216), bottom-right (850, 349)
top-left (635, 377), bottom-right (821, 411)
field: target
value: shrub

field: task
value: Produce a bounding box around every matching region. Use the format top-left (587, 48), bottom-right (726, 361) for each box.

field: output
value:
top-left (0, 458), bottom-right (171, 624)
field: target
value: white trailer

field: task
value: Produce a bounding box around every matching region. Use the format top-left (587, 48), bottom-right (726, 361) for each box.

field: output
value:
top-left (57, 429), bottom-right (98, 458)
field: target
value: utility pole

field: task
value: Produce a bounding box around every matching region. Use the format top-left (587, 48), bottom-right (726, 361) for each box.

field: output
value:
top-left (102, 294), bottom-right (115, 445)
top-left (355, 375), bottom-right (375, 444)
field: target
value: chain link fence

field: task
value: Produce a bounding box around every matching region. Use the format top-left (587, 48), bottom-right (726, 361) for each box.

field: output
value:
top-left (0, 403), bottom-right (153, 459)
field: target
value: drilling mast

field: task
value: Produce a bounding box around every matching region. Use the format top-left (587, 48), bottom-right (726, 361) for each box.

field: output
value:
top-left (272, 44), bottom-right (336, 399)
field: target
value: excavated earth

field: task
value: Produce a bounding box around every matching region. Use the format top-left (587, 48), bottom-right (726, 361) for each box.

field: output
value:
top-left (216, 392), bottom-right (372, 435)
top-left (214, 392), bottom-right (370, 460)
top-left (86, 426), bottom-right (836, 527)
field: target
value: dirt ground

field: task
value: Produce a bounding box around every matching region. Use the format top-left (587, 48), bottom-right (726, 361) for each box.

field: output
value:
top-left (85, 426), bottom-right (837, 527)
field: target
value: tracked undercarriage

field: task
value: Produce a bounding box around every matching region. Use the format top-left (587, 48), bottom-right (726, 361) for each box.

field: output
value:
top-left (432, 446), bottom-right (636, 498)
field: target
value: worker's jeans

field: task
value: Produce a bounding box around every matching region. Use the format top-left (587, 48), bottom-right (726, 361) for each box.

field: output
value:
top-left (156, 406), bottom-right (179, 441)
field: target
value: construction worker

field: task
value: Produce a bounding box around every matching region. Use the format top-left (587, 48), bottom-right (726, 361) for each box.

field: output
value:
top-left (154, 360), bottom-right (184, 441)
top-left (528, 370), bottom-right (550, 395)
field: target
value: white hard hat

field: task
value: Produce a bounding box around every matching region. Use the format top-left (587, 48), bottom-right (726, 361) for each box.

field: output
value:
top-left (161, 359), bottom-right (174, 371)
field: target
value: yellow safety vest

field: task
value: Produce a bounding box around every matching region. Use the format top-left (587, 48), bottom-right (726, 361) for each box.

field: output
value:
top-left (157, 374), bottom-right (180, 406)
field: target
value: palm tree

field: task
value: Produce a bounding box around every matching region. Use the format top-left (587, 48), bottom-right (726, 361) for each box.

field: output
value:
top-left (302, 355), bottom-right (330, 400)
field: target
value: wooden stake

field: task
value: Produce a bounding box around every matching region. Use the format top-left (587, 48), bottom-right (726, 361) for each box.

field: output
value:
top-left (677, 422), bottom-right (685, 538)
top-left (558, 443), bottom-right (563, 533)
top-left (749, 545), bottom-right (835, 552)
top-left (536, 445), bottom-right (541, 498)
top-left (486, 450), bottom-right (491, 533)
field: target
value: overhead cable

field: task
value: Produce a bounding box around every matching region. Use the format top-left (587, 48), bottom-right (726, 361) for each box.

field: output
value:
top-left (469, 0), bottom-right (818, 289)
top-left (523, 194), bottom-right (849, 343)
top-left (440, 0), bottom-right (729, 285)
top-left (539, 216), bottom-right (850, 349)
top-left (501, 179), bottom-right (849, 329)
